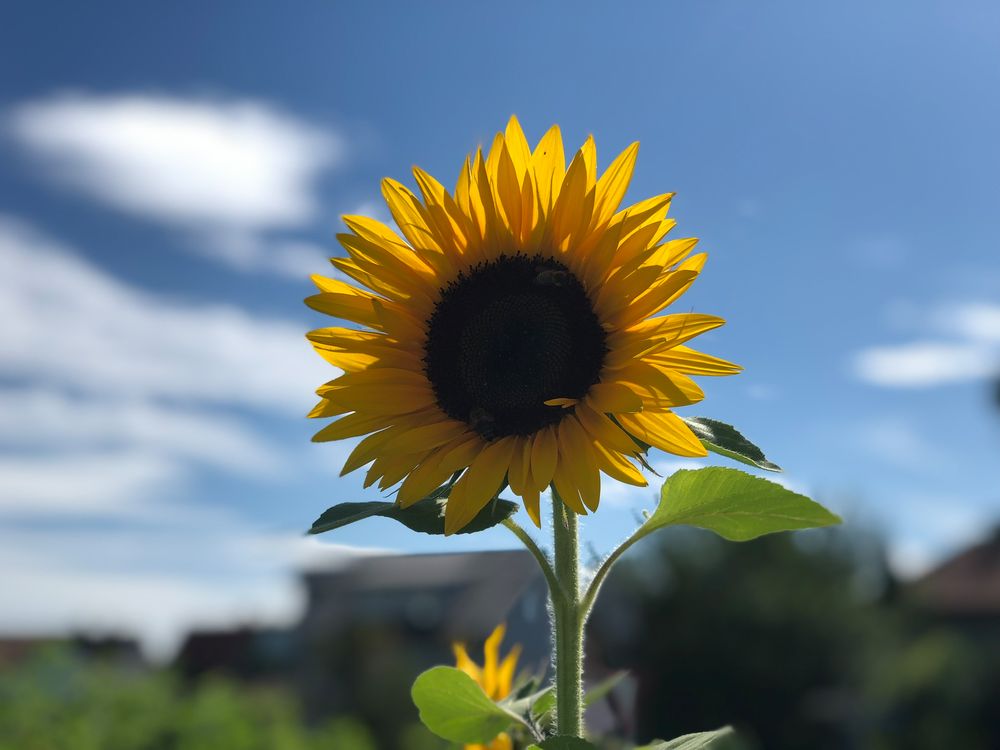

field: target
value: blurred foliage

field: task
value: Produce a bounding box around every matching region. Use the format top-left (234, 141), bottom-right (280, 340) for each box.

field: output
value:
top-left (598, 527), bottom-right (1000, 750)
top-left (0, 648), bottom-right (384, 750)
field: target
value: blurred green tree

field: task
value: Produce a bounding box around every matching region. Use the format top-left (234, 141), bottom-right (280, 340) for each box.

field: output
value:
top-left (0, 648), bottom-right (381, 750)
top-left (593, 527), bottom-right (894, 749)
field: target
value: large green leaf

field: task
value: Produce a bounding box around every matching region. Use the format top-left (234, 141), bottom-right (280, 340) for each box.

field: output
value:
top-left (528, 738), bottom-right (599, 749)
top-left (641, 467), bottom-right (840, 542)
top-left (308, 496), bottom-right (518, 536)
top-left (682, 417), bottom-right (781, 472)
top-left (411, 666), bottom-right (527, 743)
top-left (639, 727), bottom-right (736, 749)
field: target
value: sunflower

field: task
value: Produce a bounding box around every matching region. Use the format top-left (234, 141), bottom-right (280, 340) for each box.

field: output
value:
top-left (453, 623), bottom-right (521, 750)
top-left (306, 117), bottom-right (740, 533)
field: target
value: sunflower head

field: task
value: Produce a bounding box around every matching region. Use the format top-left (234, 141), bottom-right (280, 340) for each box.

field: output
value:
top-left (306, 117), bottom-right (740, 534)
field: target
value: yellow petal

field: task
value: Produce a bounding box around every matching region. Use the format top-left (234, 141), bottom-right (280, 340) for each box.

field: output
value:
top-left (497, 644), bottom-right (521, 698)
top-left (558, 417), bottom-right (601, 512)
top-left (507, 437), bottom-right (531, 495)
top-left (397, 435), bottom-right (483, 507)
top-left (580, 135), bottom-right (597, 189)
top-left (609, 267), bottom-right (702, 330)
top-left (383, 420), bottom-right (471, 456)
top-left (444, 437), bottom-right (517, 534)
top-left (587, 382), bottom-right (643, 413)
top-left (521, 486), bottom-right (542, 528)
top-left (575, 400), bottom-right (642, 455)
top-left (482, 623), bottom-right (506, 698)
top-left (324, 382), bottom-right (435, 416)
top-left (549, 148), bottom-right (593, 249)
top-left (617, 411), bottom-right (708, 458)
top-left (552, 457), bottom-right (587, 515)
top-left (495, 142), bottom-right (523, 243)
top-left (412, 165), bottom-right (468, 257)
top-left (592, 142), bottom-right (639, 229)
top-left (531, 124), bottom-right (565, 216)
top-left (504, 115), bottom-right (532, 180)
top-left (544, 397), bottom-right (578, 408)
top-left (311, 410), bottom-right (397, 440)
top-left (530, 426), bottom-right (558, 491)
top-left (592, 440), bottom-right (647, 486)
top-left (624, 313), bottom-right (726, 346)
top-left (380, 178), bottom-right (444, 254)
top-left (648, 345), bottom-right (743, 376)
top-left (452, 643), bottom-right (482, 683)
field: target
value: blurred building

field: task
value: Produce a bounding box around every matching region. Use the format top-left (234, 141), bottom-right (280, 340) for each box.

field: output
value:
top-left (175, 626), bottom-right (297, 682)
top-left (0, 634), bottom-right (143, 669)
top-left (296, 549), bottom-right (549, 721)
top-left (912, 527), bottom-right (1000, 638)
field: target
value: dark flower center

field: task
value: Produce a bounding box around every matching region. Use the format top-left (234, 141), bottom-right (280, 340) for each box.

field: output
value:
top-left (424, 254), bottom-right (607, 440)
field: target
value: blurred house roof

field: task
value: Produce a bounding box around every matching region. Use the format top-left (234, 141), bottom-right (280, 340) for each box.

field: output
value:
top-left (913, 529), bottom-right (1000, 615)
top-left (301, 549), bottom-right (544, 643)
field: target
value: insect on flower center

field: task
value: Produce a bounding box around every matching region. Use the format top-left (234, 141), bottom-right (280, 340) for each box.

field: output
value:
top-left (424, 254), bottom-right (607, 440)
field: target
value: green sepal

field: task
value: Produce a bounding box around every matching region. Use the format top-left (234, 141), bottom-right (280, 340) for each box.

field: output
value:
top-left (644, 467), bottom-right (840, 542)
top-left (308, 496), bottom-right (518, 536)
top-left (411, 666), bottom-right (529, 743)
top-left (638, 726), bottom-right (736, 749)
top-left (682, 417), bottom-right (781, 472)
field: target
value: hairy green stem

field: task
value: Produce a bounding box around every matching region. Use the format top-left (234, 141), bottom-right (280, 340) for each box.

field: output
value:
top-left (551, 487), bottom-right (584, 737)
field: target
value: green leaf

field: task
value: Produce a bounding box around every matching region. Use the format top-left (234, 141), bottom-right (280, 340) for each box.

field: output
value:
top-left (642, 467), bottom-right (841, 542)
top-left (528, 738), bottom-right (599, 749)
top-left (308, 496), bottom-right (518, 536)
top-left (411, 666), bottom-right (527, 743)
top-left (682, 417), bottom-right (781, 472)
top-left (505, 685), bottom-right (553, 719)
top-left (639, 727), bottom-right (736, 749)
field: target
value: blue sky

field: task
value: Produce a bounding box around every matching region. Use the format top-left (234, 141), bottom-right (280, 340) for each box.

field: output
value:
top-left (2, 0), bottom-right (999, 656)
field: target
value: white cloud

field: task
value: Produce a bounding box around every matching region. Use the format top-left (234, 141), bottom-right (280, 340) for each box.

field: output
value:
top-left (853, 300), bottom-right (1000, 388)
top-left (9, 93), bottom-right (337, 228)
top-left (852, 340), bottom-right (997, 387)
top-left (0, 216), bottom-right (336, 526)
top-left (0, 524), bottom-right (380, 659)
top-left (0, 451), bottom-right (180, 517)
top-left (0, 217), bottom-right (370, 655)
top-left (0, 389), bottom-right (280, 475)
top-left (0, 216), bottom-right (330, 410)
top-left (946, 302), bottom-right (1000, 343)
top-left (8, 93), bottom-right (341, 277)
top-left (205, 231), bottom-right (337, 278)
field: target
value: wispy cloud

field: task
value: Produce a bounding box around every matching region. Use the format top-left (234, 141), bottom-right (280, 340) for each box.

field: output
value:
top-left (7, 93), bottom-right (341, 277)
top-left (0, 451), bottom-right (180, 517)
top-left (0, 216), bottom-right (336, 523)
top-left (0, 523), bottom-right (379, 659)
top-left (852, 301), bottom-right (1000, 387)
top-left (0, 216), bottom-right (329, 410)
top-left (0, 388), bottom-right (281, 474)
